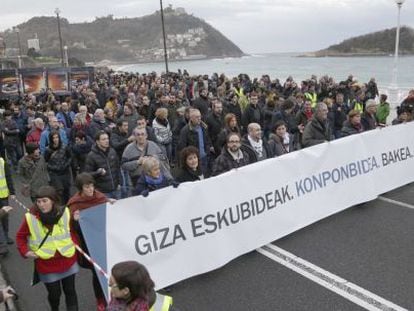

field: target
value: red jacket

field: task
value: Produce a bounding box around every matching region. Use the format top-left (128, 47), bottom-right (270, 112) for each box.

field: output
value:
top-left (26, 128), bottom-right (42, 145)
top-left (16, 208), bottom-right (78, 274)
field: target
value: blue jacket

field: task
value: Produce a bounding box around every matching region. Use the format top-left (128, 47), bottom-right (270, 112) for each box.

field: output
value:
top-left (39, 127), bottom-right (69, 154)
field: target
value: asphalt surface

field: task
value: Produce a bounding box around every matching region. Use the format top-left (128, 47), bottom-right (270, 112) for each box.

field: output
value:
top-left (2, 177), bottom-right (414, 311)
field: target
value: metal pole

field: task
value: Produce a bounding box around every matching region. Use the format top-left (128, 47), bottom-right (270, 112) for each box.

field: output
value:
top-left (391, 2), bottom-right (403, 87)
top-left (160, 0), bottom-right (169, 74)
top-left (64, 45), bottom-right (69, 67)
top-left (16, 29), bottom-right (22, 57)
top-left (55, 8), bottom-right (65, 67)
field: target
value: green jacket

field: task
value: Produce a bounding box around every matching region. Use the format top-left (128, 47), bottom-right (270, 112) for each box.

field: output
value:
top-left (376, 102), bottom-right (390, 124)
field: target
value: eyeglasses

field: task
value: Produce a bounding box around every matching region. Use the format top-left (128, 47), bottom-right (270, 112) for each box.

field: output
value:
top-left (228, 140), bottom-right (240, 144)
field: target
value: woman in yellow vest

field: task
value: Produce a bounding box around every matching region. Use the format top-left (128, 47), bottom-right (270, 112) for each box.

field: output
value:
top-left (108, 260), bottom-right (173, 311)
top-left (16, 186), bottom-right (79, 311)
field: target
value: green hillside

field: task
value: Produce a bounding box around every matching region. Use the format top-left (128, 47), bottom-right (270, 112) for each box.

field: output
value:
top-left (1, 7), bottom-right (244, 63)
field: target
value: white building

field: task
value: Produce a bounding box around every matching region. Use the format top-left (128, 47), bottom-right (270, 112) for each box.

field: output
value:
top-left (27, 38), bottom-right (40, 51)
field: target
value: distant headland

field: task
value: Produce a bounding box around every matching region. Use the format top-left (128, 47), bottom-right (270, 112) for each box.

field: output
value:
top-left (299, 26), bottom-right (414, 57)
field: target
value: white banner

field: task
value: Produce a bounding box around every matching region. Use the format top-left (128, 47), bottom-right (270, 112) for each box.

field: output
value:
top-left (101, 122), bottom-right (414, 289)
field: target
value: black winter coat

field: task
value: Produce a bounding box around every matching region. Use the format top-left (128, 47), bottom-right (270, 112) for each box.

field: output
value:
top-left (212, 147), bottom-right (251, 176)
top-left (177, 123), bottom-right (212, 157)
top-left (341, 121), bottom-right (364, 137)
top-left (302, 117), bottom-right (333, 148)
top-left (175, 167), bottom-right (203, 183)
top-left (44, 145), bottom-right (72, 175)
top-left (242, 104), bottom-right (264, 131)
top-left (84, 145), bottom-right (120, 193)
top-left (205, 113), bottom-right (224, 154)
top-left (110, 128), bottom-right (130, 159)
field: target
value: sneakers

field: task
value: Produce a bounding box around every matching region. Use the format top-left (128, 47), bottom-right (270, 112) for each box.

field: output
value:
top-left (7, 238), bottom-right (14, 245)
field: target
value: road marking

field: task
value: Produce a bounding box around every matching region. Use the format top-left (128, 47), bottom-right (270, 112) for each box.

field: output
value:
top-left (377, 196), bottom-right (414, 210)
top-left (257, 244), bottom-right (408, 311)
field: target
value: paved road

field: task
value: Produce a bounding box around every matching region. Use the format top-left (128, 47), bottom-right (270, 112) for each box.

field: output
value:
top-left (2, 178), bottom-right (414, 310)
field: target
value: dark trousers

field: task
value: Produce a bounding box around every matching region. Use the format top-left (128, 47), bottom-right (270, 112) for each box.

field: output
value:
top-left (92, 269), bottom-right (105, 301)
top-left (44, 274), bottom-right (78, 311)
top-left (0, 198), bottom-right (9, 248)
top-left (49, 171), bottom-right (72, 205)
top-left (5, 143), bottom-right (22, 169)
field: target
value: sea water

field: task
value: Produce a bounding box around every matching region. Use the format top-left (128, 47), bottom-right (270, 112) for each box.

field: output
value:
top-left (113, 53), bottom-right (414, 90)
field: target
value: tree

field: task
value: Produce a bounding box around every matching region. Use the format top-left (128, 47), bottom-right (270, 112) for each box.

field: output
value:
top-left (27, 47), bottom-right (41, 58)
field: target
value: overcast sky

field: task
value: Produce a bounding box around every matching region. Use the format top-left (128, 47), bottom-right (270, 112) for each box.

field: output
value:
top-left (1, 0), bottom-right (413, 53)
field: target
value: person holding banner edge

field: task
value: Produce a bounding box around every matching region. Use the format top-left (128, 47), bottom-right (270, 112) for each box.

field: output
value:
top-left (68, 172), bottom-right (115, 311)
top-left (16, 186), bottom-right (79, 311)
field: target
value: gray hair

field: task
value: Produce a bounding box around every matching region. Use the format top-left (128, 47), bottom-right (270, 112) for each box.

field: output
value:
top-left (142, 157), bottom-right (160, 175)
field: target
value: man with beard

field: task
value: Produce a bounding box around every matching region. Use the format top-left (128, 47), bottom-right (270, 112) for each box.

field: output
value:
top-left (212, 133), bottom-right (251, 176)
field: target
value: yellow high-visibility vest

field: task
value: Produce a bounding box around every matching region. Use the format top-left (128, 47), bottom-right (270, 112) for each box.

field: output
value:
top-left (0, 158), bottom-right (9, 198)
top-left (150, 293), bottom-right (173, 311)
top-left (305, 92), bottom-right (318, 108)
top-left (353, 101), bottom-right (364, 113)
top-left (26, 208), bottom-right (75, 260)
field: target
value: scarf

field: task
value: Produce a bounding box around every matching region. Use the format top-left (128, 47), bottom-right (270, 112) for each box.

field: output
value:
top-left (39, 209), bottom-right (61, 226)
top-left (282, 133), bottom-right (290, 152)
top-left (68, 190), bottom-right (108, 214)
top-left (228, 149), bottom-right (244, 161)
top-left (248, 136), bottom-right (263, 158)
top-left (304, 110), bottom-right (313, 120)
top-left (107, 297), bottom-right (149, 311)
top-left (144, 174), bottom-right (164, 186)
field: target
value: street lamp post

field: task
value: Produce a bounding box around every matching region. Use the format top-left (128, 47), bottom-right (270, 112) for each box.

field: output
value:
top-left (55, 8), bottom-right (65, 67)
top-left (160, 0), bottom-right (169, 74)
top-left (14, 27), bottom-right (22, 57)
top-left (388, 0), bottom-right (405, 123)
top-left (391, 0), bottom-right (405, 87)
top-left (64, 45), bottom-right (69, 67)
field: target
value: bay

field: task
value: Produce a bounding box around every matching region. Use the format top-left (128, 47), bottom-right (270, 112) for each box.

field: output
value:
top-left (113, 53), bottom-right (414, 91)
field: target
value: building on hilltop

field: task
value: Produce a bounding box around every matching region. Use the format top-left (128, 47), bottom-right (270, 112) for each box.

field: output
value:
top-left (27, 33), bottom-right (40, 51)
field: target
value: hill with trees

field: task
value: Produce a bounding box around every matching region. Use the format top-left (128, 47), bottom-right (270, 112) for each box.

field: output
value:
top-left (302, 26), bottom-right (414, 57)
top-left (0, 6), bottom-right (244, 64)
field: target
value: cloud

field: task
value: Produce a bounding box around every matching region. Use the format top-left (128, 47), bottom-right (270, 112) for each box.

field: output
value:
top-left (1, 0), bottom-right (413, 52)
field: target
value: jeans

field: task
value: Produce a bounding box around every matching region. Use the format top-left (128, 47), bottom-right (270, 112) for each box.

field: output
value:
top-left (119, 169), bottom-right (131, 199)
top-left (5, 143), bottom-right (22, 169)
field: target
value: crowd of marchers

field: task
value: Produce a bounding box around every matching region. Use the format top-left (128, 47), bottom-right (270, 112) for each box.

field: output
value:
top-left (0, 70), bottom-right (413, 310)
top-left (1, 71), bottom-right (413, 195)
